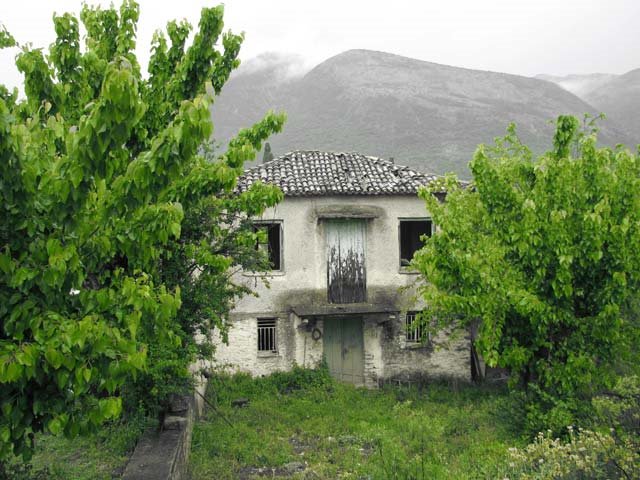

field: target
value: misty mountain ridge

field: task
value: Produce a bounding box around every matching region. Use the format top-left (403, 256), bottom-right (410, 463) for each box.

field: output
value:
top-left (583, 69), bottom-right (640, 139)
top-left (539, 68), bottom-right (640, 141)
top-left (212, 49), bottom-right (636, 177)
top-left (535, 73), bottom-right (618, 98)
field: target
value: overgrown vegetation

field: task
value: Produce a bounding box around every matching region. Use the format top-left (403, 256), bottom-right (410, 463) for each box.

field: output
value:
top-left (190, 367), bottom-right (521, 480)
top-left (413, 115), bottom-right (640, 433)
top-left (1, 412), bottom-right (150, 479)
top-left (501, 374), bottom-right (639, 479)
top-left (7, 367), bottom-right (636, 479)
top-left (0, 0), bottom-right (283, 461)
top-left (2, 0), bottom-right (638, 475)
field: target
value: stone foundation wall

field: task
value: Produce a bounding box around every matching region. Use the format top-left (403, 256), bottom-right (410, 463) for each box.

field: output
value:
top-left (381, 319), bottom-right (471, 382)
top-left (363, 316), bottom-right (385, 388)
top-left (212, 313), bottom-right (323, 375)
top-left (211, 314), bottom-right (470, 384)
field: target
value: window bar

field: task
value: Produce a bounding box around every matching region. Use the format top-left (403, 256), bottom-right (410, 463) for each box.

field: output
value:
top-left (406, 312), bottom-right (422, 343)
top-left (258, 319), bottom-right (277, 352)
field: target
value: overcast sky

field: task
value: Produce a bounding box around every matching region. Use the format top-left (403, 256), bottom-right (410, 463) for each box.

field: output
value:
top-left (1, 0), bottom-right (638, 91)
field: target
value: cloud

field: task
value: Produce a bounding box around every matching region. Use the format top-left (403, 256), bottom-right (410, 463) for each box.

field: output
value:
top-left (234, 52), bottom-right (315, 82)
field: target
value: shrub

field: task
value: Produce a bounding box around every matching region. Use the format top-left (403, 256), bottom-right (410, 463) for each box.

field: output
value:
top-left (265, 363), bottom-right (333, 394)
top-left (503, 376), bottom-right (640, 479)
top-left (502, 427), bottom-right (637, 480)
top-left (413, 116), bottom-right (640, 433)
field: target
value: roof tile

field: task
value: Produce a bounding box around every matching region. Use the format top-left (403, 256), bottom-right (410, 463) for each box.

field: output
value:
top-left (236, 151), bottom-right (440, 197)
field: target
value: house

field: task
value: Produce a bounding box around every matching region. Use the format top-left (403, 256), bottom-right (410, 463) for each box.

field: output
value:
top-left (212, 151), bottom-right (471, 387)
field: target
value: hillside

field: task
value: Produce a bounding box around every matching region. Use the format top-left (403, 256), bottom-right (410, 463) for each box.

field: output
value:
top-left (583, 69), bottom-right (640, 139)
top-left (212, 50), bottom-right (633, 177)
top-left (535, 73), bottom-right (618, 98)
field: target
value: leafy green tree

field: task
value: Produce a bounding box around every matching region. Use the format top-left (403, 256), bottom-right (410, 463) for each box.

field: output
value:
top-left (0, 0), bottom-right (284, 460)
top-left (125, 139), bottom-right (283, 418)
top-left (413, 116), bottom-right (640, 430)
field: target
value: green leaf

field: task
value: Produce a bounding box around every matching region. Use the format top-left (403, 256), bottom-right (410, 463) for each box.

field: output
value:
top-left (169, 222), bottom-right (181, 238)
top-left (5, 362), bottom-right (22, 382)
top-left (99, 397), bottom-right (122, 419)
top-left (56, 370), bottom-right (70, 389)
top-left (0, 426), bottom-right (11, 443)
top-left (47, 417), bottom-right (63, 436)
top-left (0, 252), bottom-right (12, 274)
top-left (45, 348), bottom-right (64, 370)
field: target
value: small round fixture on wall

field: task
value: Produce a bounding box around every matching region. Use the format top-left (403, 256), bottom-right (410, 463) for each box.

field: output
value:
top-left (311, 328), bottom-right (322, 341)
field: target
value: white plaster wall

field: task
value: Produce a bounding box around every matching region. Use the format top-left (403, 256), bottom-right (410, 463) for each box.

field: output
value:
top-left (210, 194), bottom-right (471, 383)
top-left (231, 195), bottom-right (430, 313)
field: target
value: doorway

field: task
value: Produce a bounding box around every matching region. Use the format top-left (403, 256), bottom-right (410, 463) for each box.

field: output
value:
top-left (326, 219), bottom-right (366, 303)
top-left (323, 317), bottom-right (364, 385)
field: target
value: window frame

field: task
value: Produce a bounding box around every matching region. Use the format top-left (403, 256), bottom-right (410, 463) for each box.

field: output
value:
top-left (252, 220), bottom-right (284, 273)
top-left (398, 217), bottom-right (433, 272)
top-left (404, 310), bottom-right (430, 346)
top-left (257, 317), bottom-right (278, 355)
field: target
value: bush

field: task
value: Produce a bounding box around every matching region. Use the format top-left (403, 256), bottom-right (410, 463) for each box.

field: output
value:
top-left (0, 0), bottom-right (284, 460)
top-left (502, 427), bottom-right (637, 480)
top-left (0, 463), bottom-right (50, 480)
top-left (206, 363), bottom-right (333, 404)
top-left (120, 338), bottom-right (195, 422)
top-left (265, 363), bottom-right (333, 393)
top-left (502, 375), bottom-right (640, 479)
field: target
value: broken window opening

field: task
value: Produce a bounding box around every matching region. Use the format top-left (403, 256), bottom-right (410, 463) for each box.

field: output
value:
top-left (253, 222), bottom-right (282, 271)
top-left (399, 219), bottom-right (432, 267)
top-left (257, 318), bottom-right (278, 353)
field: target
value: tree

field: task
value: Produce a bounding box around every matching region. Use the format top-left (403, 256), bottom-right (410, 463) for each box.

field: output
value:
top-left (413, 116), bottom-right (640, 430)
top-left (0, 0), bottom-right (284, 459)
top-left (125, 138), bottom-right (283, 418)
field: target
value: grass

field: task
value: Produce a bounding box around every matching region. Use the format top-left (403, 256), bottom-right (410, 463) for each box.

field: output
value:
top-left (4, 414), bottom-right (151, 480)
top-left (189, 367), bottom-right (525, 479)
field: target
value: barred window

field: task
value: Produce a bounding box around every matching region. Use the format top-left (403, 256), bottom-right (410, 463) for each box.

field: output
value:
top-left (405, 311), bottom-right (424, 343)
top-left (257, 318), bottom-right (277, 353)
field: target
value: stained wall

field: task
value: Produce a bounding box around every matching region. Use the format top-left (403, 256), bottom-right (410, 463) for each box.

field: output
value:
top-left (210, 195), bottom-right (470, 384)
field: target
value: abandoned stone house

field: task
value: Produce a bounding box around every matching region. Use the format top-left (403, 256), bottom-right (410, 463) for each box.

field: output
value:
top-left (211, 151), bottom-right (471, 388)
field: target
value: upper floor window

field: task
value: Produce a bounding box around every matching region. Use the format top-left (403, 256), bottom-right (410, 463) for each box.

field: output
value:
top-left (253, 221), bottom-right (282, 271)
top-left (399, 219), bottom-right (432, 267)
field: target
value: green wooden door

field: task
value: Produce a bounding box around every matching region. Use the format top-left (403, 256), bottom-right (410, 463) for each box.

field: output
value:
top-left (323, 318), bottom-right (364, 385)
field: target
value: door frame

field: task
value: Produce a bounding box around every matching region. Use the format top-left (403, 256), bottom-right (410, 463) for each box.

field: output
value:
top-left (323, 316), bottom-right (365, 386)
top-left (325, 219), bottom-right (367, 304)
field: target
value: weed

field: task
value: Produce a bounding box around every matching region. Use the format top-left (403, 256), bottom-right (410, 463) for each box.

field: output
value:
top-left (4, 412), bottom-right (152, 480)
top-left (190, 367), bottom-right (521, 479)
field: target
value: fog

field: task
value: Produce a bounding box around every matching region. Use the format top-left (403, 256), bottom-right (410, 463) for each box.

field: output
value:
top-left (1, 0), bottom-right (638, 92)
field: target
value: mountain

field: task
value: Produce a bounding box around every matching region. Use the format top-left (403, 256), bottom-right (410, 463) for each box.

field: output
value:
top-left (582, 69), bottom-right (640, 139)
top-left (212, 50), bottom-right (634, 177)
top-left (535, 73), bottom-right (618, 98)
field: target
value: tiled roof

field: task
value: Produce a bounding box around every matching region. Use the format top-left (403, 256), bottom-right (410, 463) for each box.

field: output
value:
top-left (236, 151), bottom-right (440, 197)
